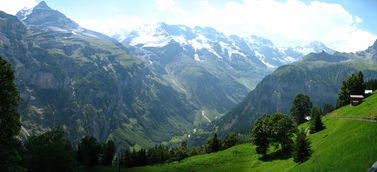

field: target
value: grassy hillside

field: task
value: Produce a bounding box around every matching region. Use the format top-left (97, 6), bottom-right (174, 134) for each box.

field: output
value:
top-left (110, 93), bottom-right (377, 172)
top-left (329, 92), bottom-right (377, 120)
top-left (215, 42), bottom-right (377, 135)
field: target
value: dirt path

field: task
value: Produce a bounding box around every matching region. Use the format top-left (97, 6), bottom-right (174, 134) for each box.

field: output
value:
top-left (329, 116), bottom-right (377, 122)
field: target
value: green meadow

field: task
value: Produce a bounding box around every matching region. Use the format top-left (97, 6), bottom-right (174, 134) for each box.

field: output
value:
top-left (96, 94), bottom-right (377, 172)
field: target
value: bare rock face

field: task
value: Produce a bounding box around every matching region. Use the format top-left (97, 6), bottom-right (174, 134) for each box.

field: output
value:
top-left (31, 72), bottom-right (59, 89)
top-left (0, 2), bottom-right (196, 148)
top-left (16, 1), bottom-right (79, 30)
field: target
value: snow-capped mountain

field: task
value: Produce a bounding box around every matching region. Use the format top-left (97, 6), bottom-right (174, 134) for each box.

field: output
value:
top-left (16, 1), bottom-right (79, 30)
top-left (111, 22), bottom-right (334, 121)
top-left (15, 1), bottom-right (110, 41)
top-left (114, 22), bottom-right (334, 69)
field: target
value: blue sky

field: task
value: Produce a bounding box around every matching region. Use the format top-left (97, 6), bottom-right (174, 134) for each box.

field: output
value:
top-left (0, 0), bottom-right (376, 52)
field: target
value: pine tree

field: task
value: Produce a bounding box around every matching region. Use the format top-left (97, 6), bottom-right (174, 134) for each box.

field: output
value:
top-left (102, 140), bottom-right (116, 166)
top-left (77, 136), bottom-right (102, 167)
top-left (212, 134), bottom-right (221, 152)
top-left (137, 148), bottom-right (148, 166)
top-left (293, 128), bottom-right (311, 163)
top-left (222, 133), bottom-right (239, 149)
top-left (0, 57), bottom-right (23, 171)
top-left (310, 107), bottom-right (324, 133)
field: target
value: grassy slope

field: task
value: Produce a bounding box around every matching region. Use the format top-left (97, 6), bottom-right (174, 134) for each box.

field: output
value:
top-left (329, 92), bottom-right (377, 120)
top-left (99, 94), bottom-right (377, 172)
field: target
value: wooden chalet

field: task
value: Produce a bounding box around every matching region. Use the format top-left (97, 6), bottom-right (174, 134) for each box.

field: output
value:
top-left (350, 95), bottom-right (364, 106)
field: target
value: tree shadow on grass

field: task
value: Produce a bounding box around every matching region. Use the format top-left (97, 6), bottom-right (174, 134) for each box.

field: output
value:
top-left (259, 150), bottom-right (291, 162)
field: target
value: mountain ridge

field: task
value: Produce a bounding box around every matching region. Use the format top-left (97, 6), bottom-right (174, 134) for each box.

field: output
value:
top-left (214, 39), bottom-right (377, 134)
top-left (115, 22), bottom-right (335, 69)
top-left (16, 1), bottom-right (79, 30)
top-left (113, 22), bottom-right (335, 125)
top-left (0, 2), bottom-right (198, 148)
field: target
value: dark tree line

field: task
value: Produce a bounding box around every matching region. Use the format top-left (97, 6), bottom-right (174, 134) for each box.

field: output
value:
top-left (121, 132), bottom-right (240, 168)
top-left (365, 79), bottom-right (377, 91)
top-left (20, 128), bottom-right (117, 171)
top-left (1, 56), bottom-right (118, 171)
top-left (76, 136), bottom-right (116, 168)
top-left (0, 57), bottom-right (23, 171)
top-left (21, 127), bottom-right (78, 172)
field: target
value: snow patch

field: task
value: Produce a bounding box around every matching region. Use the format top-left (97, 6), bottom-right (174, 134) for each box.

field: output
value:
top-left (131, 34), bottom-right (170, 47)
top-left (219, 41), bottom-right (246, 58)
top-left (280, 56), bottom-right (296, 63)
top-left (190, 38), bottom-right (211, 51)
top-left (18, 7), bottom-right (33, 20)
top-left (201, 111), bottom-right (211, 123)
top-left (261, 59), bottom-right (276, 68)
top-left (254, 51), bottom-right (264, 58)
top-left (194, 54), bottom-right (202, 62)
top-left (172, 35), bottom-right (188, 45)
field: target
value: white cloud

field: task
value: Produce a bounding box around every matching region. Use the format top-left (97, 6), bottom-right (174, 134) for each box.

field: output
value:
top-left (0, 0), bottom-right (36, 14)
top-left (179, 0), bottom-right (376, 52)
top-left (199, 1), bottom-right (210, 8)
top-left (26, 0), bottom-right (373, 52)
top-left (154, 0), bottom-right (175, 10)
top-left (75, 17), bottom-right (146, 36)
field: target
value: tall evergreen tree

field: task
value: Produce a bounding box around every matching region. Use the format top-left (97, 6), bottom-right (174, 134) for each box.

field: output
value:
top-left (212, 134), bottom-right (221, 152)
top-left (77, 136), bottom-right (102, 167)
top-left (293, 128), bottom-right (311, 163)
top-left (205, 134), bottom-right (221, 153)
top-left (0, 57), bottom-right (23, 171)
top-left (123, 148), bottom-right (133, 168)
top-left (310, 107), bottom-right (324, 133)
top-left (291, 94), bottom-right (313, 124)
top-left (336, 71), bottom-right (365, 108)
top-left (137, 148), bottom-right (148, 166)
top-left (102, 140), bottom-right (116, 166)
top-left (222, 133), bottom-right (239, 149)
top-left (178, 141), bottom-right (189, 160)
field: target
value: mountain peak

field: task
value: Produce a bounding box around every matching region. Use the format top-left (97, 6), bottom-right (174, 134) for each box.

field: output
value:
top-left (34, 1), bottom-right (50, 10)
top-left (372, 39), bottom-right (377, 49)
top-left (294, 41), bottom-right (335, 55)
top-left (16, 1), bottom-right (79, 30)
